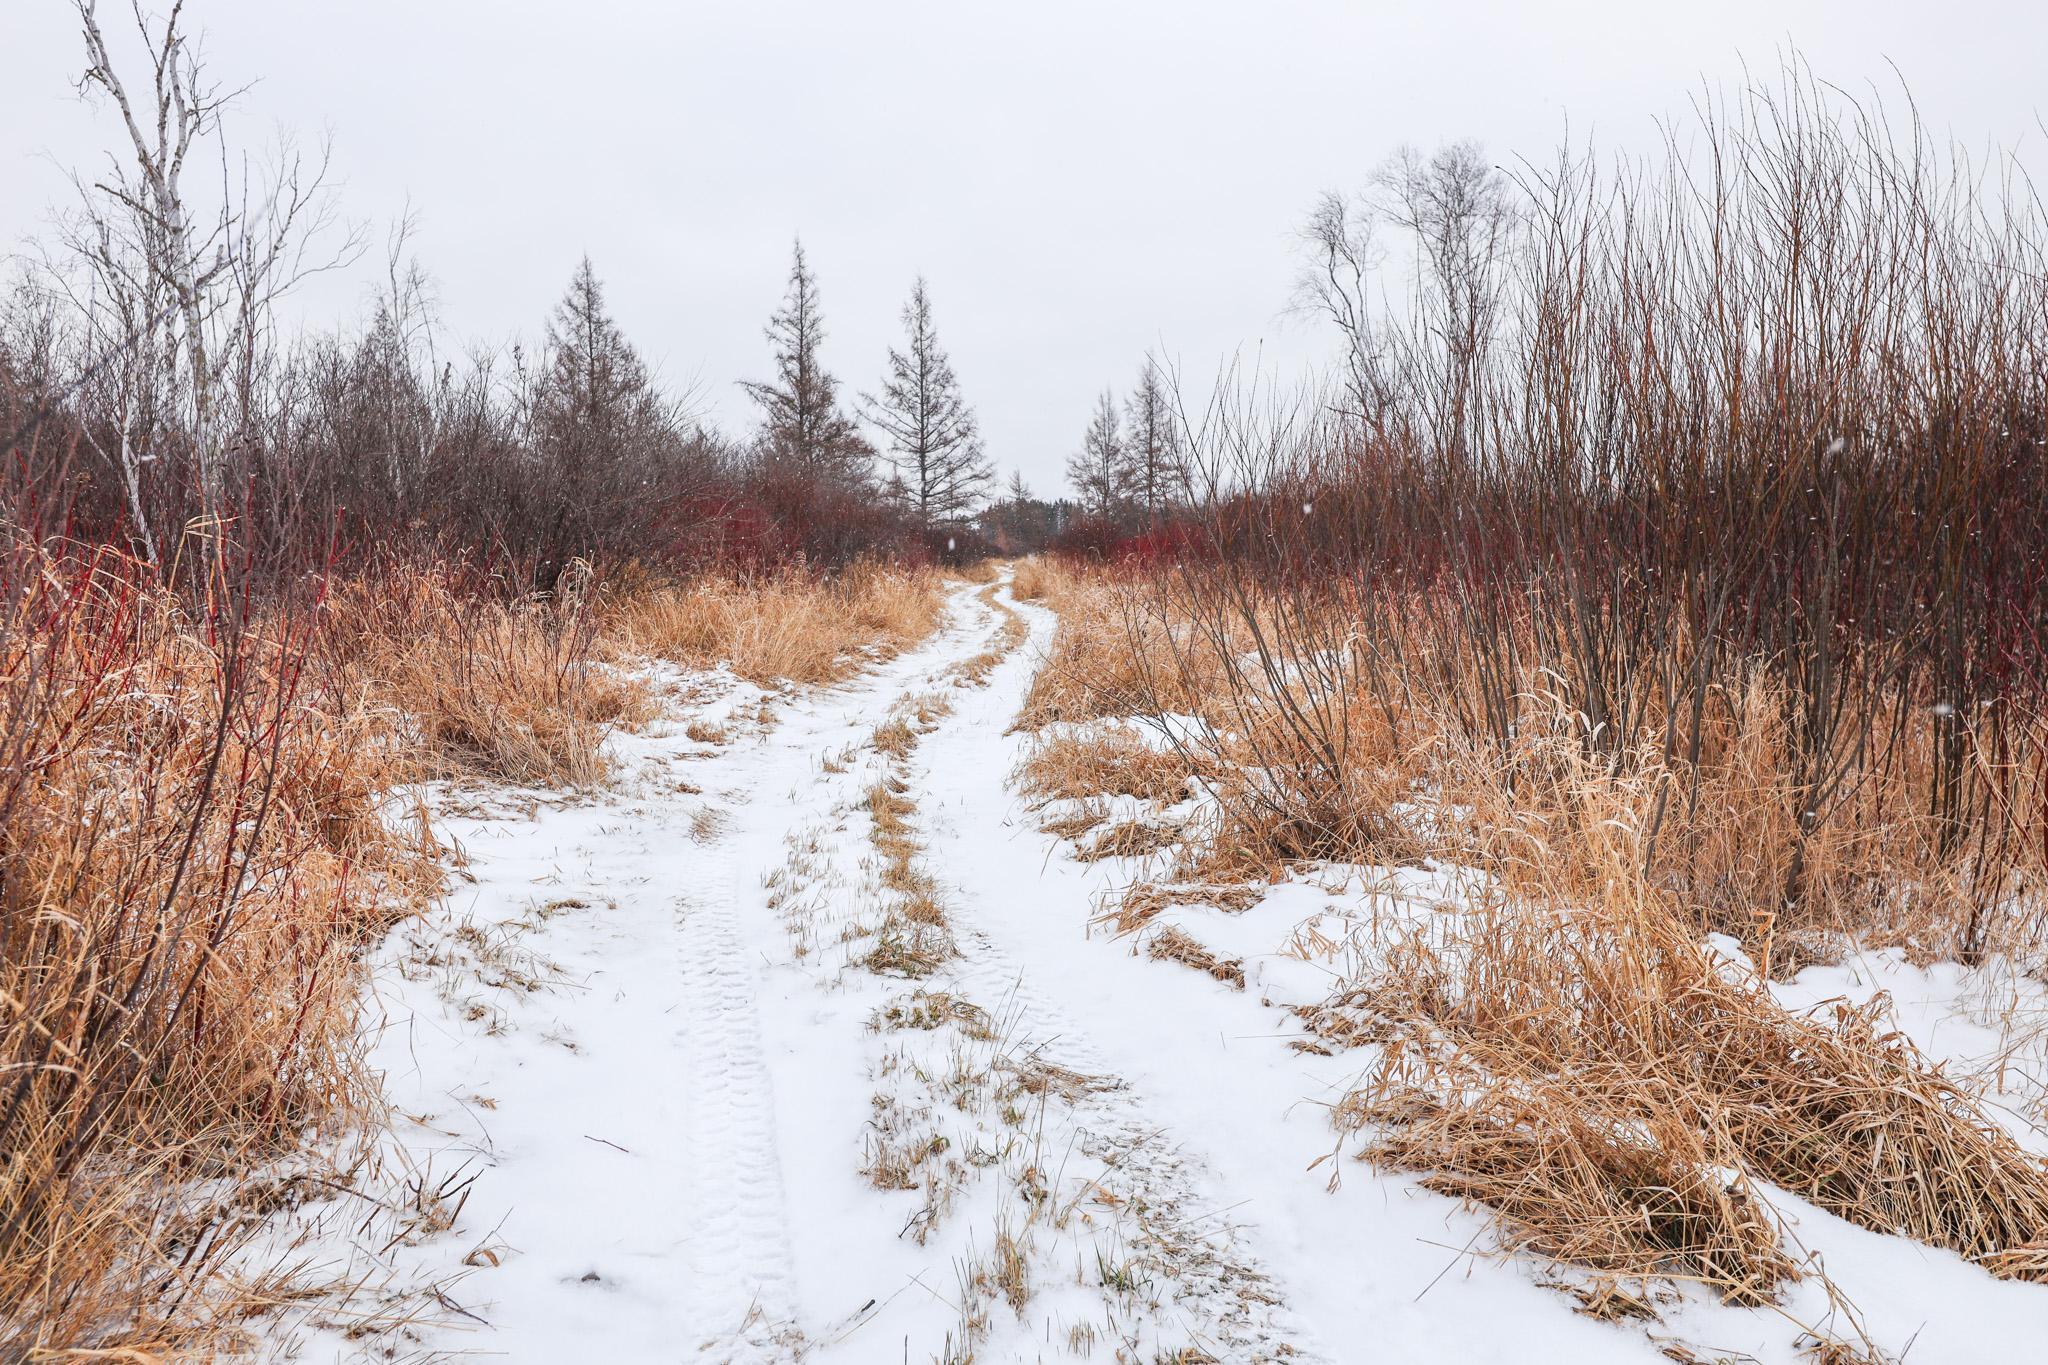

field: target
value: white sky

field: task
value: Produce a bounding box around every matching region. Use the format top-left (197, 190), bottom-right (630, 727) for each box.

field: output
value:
top-left (4, 1), bottom-right (2044, 496)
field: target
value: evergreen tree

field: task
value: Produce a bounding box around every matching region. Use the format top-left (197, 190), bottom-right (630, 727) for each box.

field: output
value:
top-left (741, 239), bottom-right (872, 483)
top-left (863, 277), bottom-right (993, 529)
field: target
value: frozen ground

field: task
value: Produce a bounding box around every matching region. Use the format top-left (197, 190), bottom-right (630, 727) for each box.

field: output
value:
top-left (253, 570), bottom-right (2048, 1363)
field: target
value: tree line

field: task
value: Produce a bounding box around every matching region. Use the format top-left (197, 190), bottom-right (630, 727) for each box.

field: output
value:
top-left (0, 2), bottom-right (1013, 587)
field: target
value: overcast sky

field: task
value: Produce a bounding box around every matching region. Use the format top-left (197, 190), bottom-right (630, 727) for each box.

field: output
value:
top-left (4, 1), bottom-right (2044, 495)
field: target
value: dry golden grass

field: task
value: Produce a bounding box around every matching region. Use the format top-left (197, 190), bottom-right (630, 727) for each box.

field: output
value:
top-left (330, 565), bottom-right (654, 788)
top-left (871, 692), bottom-right (951, 760)
top-left (1189, 731), bottom-right (1423, 878)
top-left (683, 718), bottom-right (731, 745)
top-left (1035, 561), bottom-right (2048, 960)
top-left (1104, 882), bottom-right (1265, 934)
top-left (1016, 727), bottom-right (1203, 805)
top-left (1330, 863), bottom-right (2048, 1300)
top-left (1405, 679), bottom-right (2048, 973)
top-left (1021, 558), bottom-right (2048, 1302)
top-left (1078, 818), bottom-right (1186, 863)
top-left (1020, 569), bottom-right (1428, 878)
top-left (949, 557), bottom-right (1002, 585)
top-left (1, 549), bottom-right (944, 1354)
top-left (0, 545), bottom-right (443, 1354)
top-left (1039, 806), bottom-right (1110, 841)
top-left (1145, 926), bottom-right (1246, 989)
top-left (1015, 568), bottom-right (1231, 729)
top-left (1351, 1061), bottom-right (1798, 1305)
top-left (1009, 555), bottom-right (1051, 601)
top-left (614, 559), bottom-right (943, 686)
top-left (860, 750), bottom-right (956, 976)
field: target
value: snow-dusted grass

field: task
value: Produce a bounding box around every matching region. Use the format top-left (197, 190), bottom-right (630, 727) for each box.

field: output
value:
top-left (1016, 570), bottom-right (2048, 1364)
top-left (235, 564), bottom-right (2048, 1365)
top-left (610, 559), bottom-right (946, 687)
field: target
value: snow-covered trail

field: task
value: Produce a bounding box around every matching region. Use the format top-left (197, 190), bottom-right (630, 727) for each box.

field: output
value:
top-left (262, 567), bottom-right (2048, 1365)
top-left (290, 573), bottom-right (1371, 1362)
top-left (268, 581), bottom-right (1023, 1361)
top-left (267, 573), bottom-right (1652, 1363)
top-left (898, 585), bottom-right (1647, 1365)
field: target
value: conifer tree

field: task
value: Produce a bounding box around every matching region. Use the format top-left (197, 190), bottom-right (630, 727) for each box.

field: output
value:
top-left (863, 277), bottom-right (992, 529)
top-left (534, 256), bottom-right (668, 466)
top-left (1122, 360), bottom-right (1182, 525)
top-left (1066, 389), bottom-right (1127, 522)
top-left (528, 257), bottom-right (674, 576)
top-left (741, 239), bottom-right (872, 482)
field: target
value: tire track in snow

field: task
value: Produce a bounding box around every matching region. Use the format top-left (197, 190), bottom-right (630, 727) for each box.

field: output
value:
top-left (930, 883), bottom-right (1327, 1362)
top-left (661, 596), bottom-right (1008, 1361)
top-left (672, 845), bottom-right (804, 1361)
top-left (841, 575), bottom-right (1327, 1361)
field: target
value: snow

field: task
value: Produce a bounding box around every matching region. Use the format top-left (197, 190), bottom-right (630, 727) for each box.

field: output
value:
top-left (250, 570), bottom-right (2048, 1364)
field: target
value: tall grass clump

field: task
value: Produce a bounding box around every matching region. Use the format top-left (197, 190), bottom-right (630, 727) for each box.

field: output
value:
top-left (0, 524), bottom-right (437, 1354)
top-left (328, 560), bottom-right (652, 788)
top-left (616, 559), bottom-right (944, 685)
top-left (1337, 857), bottom-right (2048, 1297)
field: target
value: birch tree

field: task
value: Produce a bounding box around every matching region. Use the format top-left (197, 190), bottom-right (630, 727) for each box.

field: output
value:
top-left (862, 277), bottom-right (992, 529)
top-left (52, 0), bottom-right (356, 555)
top-left (1369, 141), bottom-right (1515, 456)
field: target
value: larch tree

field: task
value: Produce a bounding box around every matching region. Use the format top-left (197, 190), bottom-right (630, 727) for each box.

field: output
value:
top-left (1066, 389), bottom-right (1127, 522)
top-left (863, 277), bottom-right (992, 530)
top-left (529, 257), bottom-right (674, 574)
top-left (741, 239), bottom-right (872, 483)
top-left (535, 257), bottom-right (669, 460)
top-left (1122, 361), bottom-right (1182, 525)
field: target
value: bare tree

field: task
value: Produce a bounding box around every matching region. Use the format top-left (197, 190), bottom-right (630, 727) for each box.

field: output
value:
top-left (1294, 190), bottom-right (1388, 430)
top-left (48, 0), bottom-right (358, 552)
top-left (862, 277), bottom-right (992, 530)
top-left (360, 214), bottom-right (440, 507)
top-left (1369, 141), bottom-right (1516, 453)
top-left (741, 239), bottom-right (872, 484)
top-left (1296, 142), bottom-right (1516, 449)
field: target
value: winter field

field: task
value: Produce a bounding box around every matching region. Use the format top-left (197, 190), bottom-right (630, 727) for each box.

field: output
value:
top-left (7, 3), bottom-right (2048, 1363)
top-left (226, 564), bottom-right (2048, 1365)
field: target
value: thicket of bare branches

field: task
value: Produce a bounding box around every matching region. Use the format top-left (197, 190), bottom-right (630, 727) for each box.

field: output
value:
top-left (1025, 65), bottom-right (2048, 1306)
top-left (4, 12), bottom-right (963, 592)
top-left (1153, 65), bottom-right (2047, 959)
